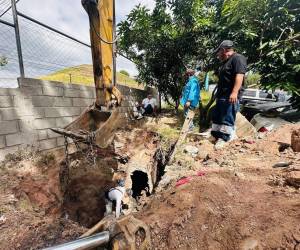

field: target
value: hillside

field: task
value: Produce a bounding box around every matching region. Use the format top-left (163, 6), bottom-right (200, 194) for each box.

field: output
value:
top-left (40, 64), bottom-right (143, 89)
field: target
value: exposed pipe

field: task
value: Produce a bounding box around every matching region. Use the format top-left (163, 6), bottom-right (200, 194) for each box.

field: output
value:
top-left (42, 231), bottom-right (110, 250)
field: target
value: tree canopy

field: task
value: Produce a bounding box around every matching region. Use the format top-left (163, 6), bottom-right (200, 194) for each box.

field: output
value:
top-left (118, 0), bottom-right (300, 108)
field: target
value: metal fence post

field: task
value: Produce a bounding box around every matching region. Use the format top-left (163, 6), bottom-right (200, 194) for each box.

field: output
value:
top-left (11, 0), bottom-right (25, 78)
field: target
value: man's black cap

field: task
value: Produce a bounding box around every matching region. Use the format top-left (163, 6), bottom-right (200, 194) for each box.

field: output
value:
top-left (213, 40), bottom-right (234, 53)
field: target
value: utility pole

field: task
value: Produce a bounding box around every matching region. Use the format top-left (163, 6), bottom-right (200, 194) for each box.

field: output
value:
top-left (11, 0), bottom-right (25, 78)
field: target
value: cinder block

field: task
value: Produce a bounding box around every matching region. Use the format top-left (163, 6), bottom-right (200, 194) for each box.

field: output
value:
top-left (13, 96), bottom-right (34, 108)
top-left (79, 90), bottom-right (96, 98)
top-left (57, 136), bottom-right (67, 146)
top-left (64, 89), bottom-right (81, 98)
top-left (6, 133), bottom-right (23, 146)
top-left (44, 107), bottom-right (81, 118)
top-left (32, 96), bottom-right (54, 107)
top-left (19, 118), bottom-right (35, 132)
top-left (33, 118), bottom-right (56, 129)
top-left (56, 117), bottom-right (74, 128)
top-left (53, 97), bottom-right (73, 107)
top-left (0, 96), bottom-right (14, 108)
top-left (47, 129), bottom-right (61, 139)
top-left (6, 132), bottom-right (38, 147)
top-left (0, 121), bottom-right (18, 135)
top-left (42, 86), bottom-right (64, 97)
top-left (72, 98), bottom-right (94, 107)
top-left (0, 88), bottom-right (20, 96)
top-left (0, 136), bottom-right (5, 148)
top-left (0, 108), bottom-right (19, 121)
top-left (20, 86), bottom-right (43, 96)
top-left (39, 139), bottom-right (57, 151)
top-left (38, 130), bottom-right (48, 140)
top-left (0, 146), bottom-right (19, 161)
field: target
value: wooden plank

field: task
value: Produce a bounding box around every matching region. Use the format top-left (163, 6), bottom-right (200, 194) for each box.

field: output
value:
top-left (168, 109), bottom-right (195, 163)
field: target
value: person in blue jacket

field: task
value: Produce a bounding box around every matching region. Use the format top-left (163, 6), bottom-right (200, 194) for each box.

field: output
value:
top-left (180, 69), bottom-right (201, 131)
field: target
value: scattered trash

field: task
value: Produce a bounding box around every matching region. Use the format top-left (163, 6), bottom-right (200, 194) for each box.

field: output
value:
top-left (184, 145), bottom-right (199, 157)
top-left (272, 162), bottom-right (293, 168)
top-left (258, 124), bottom-right (274, 133)
top-left (176, 171), bottom-right (205, 187)
top-left (243, 139), bottom-right (255, 144)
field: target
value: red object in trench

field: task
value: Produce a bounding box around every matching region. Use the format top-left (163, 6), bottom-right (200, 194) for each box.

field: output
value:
top-left (175, 171), bottom-right (205, 187)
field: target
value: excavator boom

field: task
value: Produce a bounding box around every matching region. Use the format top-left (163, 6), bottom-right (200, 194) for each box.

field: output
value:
top-left (82, 0), bottom-right (121, 107)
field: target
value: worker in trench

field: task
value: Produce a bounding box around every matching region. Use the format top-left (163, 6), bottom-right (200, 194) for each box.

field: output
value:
top-left (104, 179), bottom-right (132, 218)
top-left (180, 69), bottom-right (201, 132)
top-left (211, 40), bottom-right (247, 149)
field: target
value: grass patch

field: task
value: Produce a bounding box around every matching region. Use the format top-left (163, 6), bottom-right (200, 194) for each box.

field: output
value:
top-left (40, 64), bottom-right (143, 89)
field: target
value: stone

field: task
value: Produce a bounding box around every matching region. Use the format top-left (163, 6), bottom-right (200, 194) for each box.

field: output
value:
top-left (184, 145), bottom-right (199, 157)
top-left (285, 171), bottom-right (300, 188)
top-left (240, 238), bottom-right (261, 250)
top-left (291, 129), bottom-right (300, 152)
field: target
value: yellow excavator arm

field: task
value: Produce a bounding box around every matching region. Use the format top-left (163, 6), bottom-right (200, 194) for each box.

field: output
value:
top-left (82, 0), bottom-right (122, 107)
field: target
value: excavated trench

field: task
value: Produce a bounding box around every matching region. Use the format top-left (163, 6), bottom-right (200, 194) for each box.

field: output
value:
top-left (58, 129), bottom-right (169, 228)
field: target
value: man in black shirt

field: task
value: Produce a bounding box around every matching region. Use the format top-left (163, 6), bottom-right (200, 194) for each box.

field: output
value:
top-left (211, 40), bottom-right (247, 149)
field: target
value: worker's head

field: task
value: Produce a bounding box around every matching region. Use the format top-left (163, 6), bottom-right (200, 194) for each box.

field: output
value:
top-left (147, 94), bottom-right (153, 99)
top-left (185, 69), bottom-right (195, 78)
top-left (214, 40), bottom-right (235, 61)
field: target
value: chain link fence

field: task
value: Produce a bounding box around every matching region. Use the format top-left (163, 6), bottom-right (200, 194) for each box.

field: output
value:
top-left (0, 0), bottom-right (93, 88)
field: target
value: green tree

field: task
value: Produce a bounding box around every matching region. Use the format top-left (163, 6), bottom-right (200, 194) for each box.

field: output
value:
top-left (119, 0), bottom-right (300, 110)
top-left (218, 0), bottom-right (300, 107)
top-left (118, 0), bottom-right (215, 108)
top-left (119, 70), bottom-right (130, 77)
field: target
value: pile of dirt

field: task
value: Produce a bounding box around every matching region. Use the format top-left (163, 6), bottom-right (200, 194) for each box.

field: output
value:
top-left (0, 149), bottom-right (85, 250)
top-left (136, 123), bottom-right (300, 249)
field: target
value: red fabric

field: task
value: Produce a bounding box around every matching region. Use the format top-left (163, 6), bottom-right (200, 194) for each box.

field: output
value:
top-left (175, 171), bottom-right (206, 187)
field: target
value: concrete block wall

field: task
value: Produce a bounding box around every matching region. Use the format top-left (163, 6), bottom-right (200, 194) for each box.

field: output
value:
top-left (0, 78), bottom-right (156, 160)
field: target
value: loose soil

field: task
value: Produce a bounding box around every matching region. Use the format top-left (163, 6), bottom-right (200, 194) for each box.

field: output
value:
top-left (0, 117), bottom-right (299, 250)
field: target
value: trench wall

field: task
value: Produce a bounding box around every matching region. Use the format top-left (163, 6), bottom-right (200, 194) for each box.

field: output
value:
top-left (0, 78), bottom-right (157, 160)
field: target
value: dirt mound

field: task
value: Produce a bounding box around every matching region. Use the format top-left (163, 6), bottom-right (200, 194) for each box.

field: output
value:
top-left (139, 170), bottom-right (300, 250)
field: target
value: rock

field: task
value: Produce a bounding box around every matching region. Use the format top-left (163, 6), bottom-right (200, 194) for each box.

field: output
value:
top-left (114, 141), bottom-right (125, 149)
top-left (235, 172), bottom-right (245, 179)
top-left (184, 145), bottom-right (199, 157)
top-left (0, 215), bottom-right (6, 225)
top-left (236, 113), bottom-right (257, 139)
top-left (291, 129), bottom-right (300, 152)
top-left (240, 238), bottom-right (261, 250)
top-left (285, 171), bottom-right (300, 188)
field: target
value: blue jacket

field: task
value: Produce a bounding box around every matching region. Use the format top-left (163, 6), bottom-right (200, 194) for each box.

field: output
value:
top-left (180, 76), bottom-right (200, 108)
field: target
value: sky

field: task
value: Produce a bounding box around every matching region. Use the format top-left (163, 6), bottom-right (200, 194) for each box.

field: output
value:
top-left (15, 0), bottom-right (156, 76)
